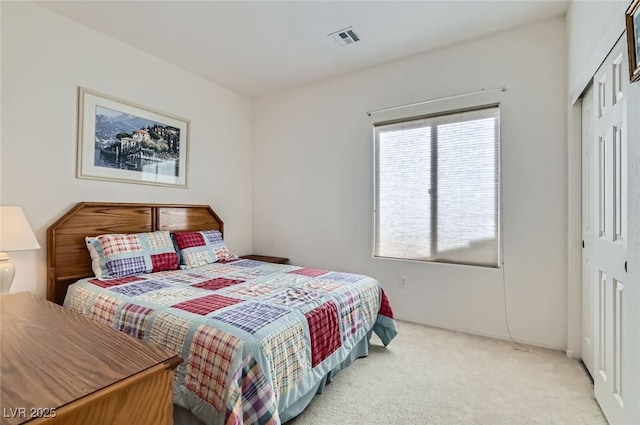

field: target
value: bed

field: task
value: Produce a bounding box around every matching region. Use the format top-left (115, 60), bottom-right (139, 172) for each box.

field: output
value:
top-left (47, 202), bottom-right (397, 425)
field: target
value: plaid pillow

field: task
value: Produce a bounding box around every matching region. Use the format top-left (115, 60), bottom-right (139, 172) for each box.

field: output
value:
top-left (172, 230), bottom-right (236, 269)
top-left (86, 231), bottom-right (179, 279)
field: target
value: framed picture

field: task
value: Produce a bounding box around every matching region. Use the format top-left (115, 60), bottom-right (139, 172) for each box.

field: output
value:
top-left (626, 0), bottom-right (640, 82)
top-left (77, 87), bottom-right (189, 188)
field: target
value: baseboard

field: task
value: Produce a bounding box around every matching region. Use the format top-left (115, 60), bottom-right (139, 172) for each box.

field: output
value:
top-left (394, 318), bottom-right (565, 351)
top-left (565, 349), bottom-right (583, 361)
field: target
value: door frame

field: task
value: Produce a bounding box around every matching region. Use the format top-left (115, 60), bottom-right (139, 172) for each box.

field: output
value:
top-left (566, 98), bottom-right (583, 359)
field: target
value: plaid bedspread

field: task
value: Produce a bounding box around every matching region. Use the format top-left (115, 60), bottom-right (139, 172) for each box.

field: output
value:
top-left (64, 259), bottom-right (397, 425)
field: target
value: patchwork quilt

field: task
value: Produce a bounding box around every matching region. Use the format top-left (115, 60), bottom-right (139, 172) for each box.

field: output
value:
top-left (64, 259), bottom-right (397, 425)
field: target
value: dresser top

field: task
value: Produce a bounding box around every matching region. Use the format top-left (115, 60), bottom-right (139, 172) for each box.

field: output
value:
top-left (0, 292), bottom-right (181, 424)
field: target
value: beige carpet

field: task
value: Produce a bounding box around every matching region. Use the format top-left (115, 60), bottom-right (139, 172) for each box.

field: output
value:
top-left (288, 321), bottom-right (607, 425)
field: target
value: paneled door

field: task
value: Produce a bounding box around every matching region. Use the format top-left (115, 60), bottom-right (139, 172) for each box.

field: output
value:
top-left (583, 37), bottom-right (637, 424)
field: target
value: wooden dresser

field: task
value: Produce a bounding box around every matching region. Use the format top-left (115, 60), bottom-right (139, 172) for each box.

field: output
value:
top-left (0, 292), bottom-right (182, 425)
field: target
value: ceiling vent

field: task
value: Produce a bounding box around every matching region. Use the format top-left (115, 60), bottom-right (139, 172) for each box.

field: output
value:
top-left (328, 27), bottom-right (360, 47)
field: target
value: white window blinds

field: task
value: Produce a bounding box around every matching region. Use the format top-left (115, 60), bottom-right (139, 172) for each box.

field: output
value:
top-left (374, 105), bottom-right (500, 267)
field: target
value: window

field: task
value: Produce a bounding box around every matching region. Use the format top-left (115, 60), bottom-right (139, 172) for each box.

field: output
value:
top-left (374, 105), bottom-right (500, 267)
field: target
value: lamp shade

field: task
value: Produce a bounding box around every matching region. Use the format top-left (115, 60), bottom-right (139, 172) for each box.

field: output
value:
top-left (0, 207), bottom-right (40, 252)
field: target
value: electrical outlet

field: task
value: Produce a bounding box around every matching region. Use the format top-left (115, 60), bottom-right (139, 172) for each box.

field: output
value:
top-left (399, 277), bottom-right (407, 288)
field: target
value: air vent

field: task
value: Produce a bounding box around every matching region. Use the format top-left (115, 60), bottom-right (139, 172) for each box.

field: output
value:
top-left (328, 26), bottom-right (360, 47)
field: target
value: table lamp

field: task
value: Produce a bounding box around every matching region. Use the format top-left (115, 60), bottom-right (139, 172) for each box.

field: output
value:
top-left (0, 206), bottom-right (40, 294)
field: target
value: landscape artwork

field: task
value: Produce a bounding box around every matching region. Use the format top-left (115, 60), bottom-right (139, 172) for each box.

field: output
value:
top-left (77, 88), bottom-right (189, 187)
top-left (627, 0), bottom-right (640, 82)
top-left (636, 10), bottom-right (640, 63)
top-left (94, 106), bottom-right (180, 177)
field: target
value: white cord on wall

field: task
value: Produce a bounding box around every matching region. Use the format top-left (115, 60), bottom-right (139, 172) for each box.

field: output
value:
top-left (501, 260), bottom-right (530, 352)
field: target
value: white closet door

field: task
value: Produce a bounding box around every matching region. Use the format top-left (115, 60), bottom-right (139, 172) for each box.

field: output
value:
top-left (587, 36), bottom-right (637, 425)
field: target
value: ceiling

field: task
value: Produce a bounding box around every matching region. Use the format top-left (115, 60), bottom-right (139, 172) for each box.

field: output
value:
top-left (38, 1), bottom-right (570, 98)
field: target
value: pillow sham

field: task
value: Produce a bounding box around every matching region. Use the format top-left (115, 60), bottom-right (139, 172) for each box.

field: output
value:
top-left (172, 230), bottom-right (236, 268)
top-left (86, 231), bottom-right (179, 279)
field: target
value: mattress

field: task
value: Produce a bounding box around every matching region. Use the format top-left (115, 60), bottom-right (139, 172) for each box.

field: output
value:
top-left (64, 259), bottom-right (397, 424)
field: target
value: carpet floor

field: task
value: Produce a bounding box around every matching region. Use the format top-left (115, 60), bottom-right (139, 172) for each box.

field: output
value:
top-left (288, 320), bottom-right (607, 425)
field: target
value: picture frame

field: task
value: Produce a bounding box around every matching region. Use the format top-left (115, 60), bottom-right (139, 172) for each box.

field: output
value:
top-left (77, 87), bottom-right (189, 188)
top-left (626, 0), bottom-right (640, 82)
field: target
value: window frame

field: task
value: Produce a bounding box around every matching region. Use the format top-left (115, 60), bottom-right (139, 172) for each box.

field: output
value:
top-left (372, 103), bottom-right (502, 268)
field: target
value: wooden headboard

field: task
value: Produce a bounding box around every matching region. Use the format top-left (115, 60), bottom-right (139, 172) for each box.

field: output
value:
top-left (47, 202), bottom-right (224, 305)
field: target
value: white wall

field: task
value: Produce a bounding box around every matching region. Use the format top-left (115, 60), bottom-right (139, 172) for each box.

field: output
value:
top-left (627, 67), bottom-right (640, 425)
top-left (0, 2), bottom-right (254, 297)
top-left (253, 18), bottom-right (568, 348)
top-left (567, 0), bottom-right (629, 101)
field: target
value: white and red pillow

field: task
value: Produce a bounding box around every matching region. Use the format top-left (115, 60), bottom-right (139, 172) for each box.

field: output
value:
top-left (172, 230), bottom-right (236, 269)
top-left (86, 231), bottom-right (179, 279)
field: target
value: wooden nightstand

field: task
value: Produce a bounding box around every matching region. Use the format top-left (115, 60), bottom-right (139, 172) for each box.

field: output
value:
top-left (0, 292), bottom-right (182, 425)
top-left (240, 255), bottom-right (289, 264)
